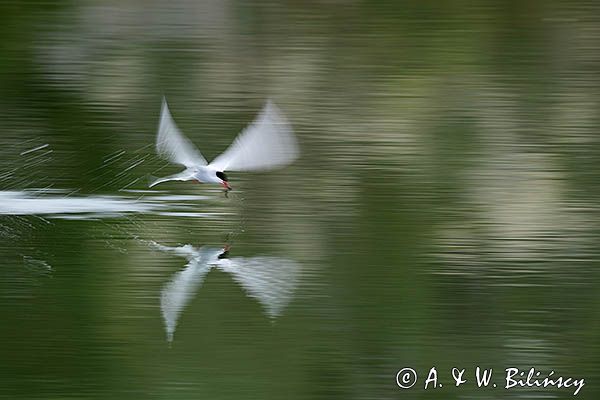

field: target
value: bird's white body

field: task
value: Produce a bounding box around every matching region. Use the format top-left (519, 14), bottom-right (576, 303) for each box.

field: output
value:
top-left (193, 166), bottom-right (221, 184)
top-left (150, 98), bottom-right (298, 189)
top-left (150, 165), bottom-right (222, 188)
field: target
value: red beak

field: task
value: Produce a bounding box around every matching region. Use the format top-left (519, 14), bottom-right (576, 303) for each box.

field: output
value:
top-left (222, 181), bottom-right (232, 190)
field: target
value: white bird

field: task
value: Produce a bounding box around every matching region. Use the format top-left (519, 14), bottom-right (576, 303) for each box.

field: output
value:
top-left (154, 242), bottom-right (300, 342)
top-left (150, 98), bottom-right (298, 190)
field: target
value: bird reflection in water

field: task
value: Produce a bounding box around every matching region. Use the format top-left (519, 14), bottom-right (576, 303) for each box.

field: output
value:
top-left (152, 242), bottom-right (300, 342)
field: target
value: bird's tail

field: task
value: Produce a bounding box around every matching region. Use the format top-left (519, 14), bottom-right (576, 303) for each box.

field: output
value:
top-left (148, 176), bottom-right (170, 188)
top-left (148, 171), bottom-right (192, 188)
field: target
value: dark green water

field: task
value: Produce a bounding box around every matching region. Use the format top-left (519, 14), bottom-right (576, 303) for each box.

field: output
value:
top-left (1, 1), bottom-right (600, 399)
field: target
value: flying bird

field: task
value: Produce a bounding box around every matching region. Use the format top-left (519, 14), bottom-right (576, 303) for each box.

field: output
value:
top-left (149, 98), bottom-right (298, 190)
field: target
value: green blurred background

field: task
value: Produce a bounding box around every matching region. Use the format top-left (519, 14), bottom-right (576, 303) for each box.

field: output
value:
top-left (1, 0), bottom-right (599, 398)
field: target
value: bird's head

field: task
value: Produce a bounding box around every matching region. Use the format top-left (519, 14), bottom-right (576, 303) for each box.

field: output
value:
top-left (216, 171), bottom-right (231, 190)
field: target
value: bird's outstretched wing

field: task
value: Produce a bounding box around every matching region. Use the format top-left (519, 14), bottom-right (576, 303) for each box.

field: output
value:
top-left (156, 98), bottom-right (207, 168)
top-left (160, 262), bottom-right (211, 342)
top-left (156, 245), bottom-right (224, 342)
top-left (216, 256), bottom-right (300, 318)
top-left (209, 101), bottom-right (298, 172)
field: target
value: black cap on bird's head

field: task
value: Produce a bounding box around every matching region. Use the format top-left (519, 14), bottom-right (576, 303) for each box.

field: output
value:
top-left (216, 171), bottom-right (231, 190)
top-left (218, 250), bottom-right (229, 259)
top-left (219, 244), bottom-right (231, 259)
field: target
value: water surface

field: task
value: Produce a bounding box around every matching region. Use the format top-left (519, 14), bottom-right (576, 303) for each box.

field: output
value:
top-left (1, 1), bottom-right (600, 399)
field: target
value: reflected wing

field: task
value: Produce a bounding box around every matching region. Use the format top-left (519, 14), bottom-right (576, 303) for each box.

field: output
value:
top-left (156, 244), bottom-right (225, 342)
top-left (161, 261), bottom-right (211, 343)
top-left (209, 101), bottom-right (298, 172)
top-left (217, 256), bottom-right (300, 318)
top-left (156, 98), bottom-right (207, 168)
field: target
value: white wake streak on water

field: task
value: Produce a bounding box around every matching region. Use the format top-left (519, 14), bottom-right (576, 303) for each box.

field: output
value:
top-left (0, 190), bottom-right (215, 220)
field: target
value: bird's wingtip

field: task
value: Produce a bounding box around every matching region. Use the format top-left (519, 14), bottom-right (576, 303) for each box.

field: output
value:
top-left (263, 98), bottom-right (284, 119)
top-left (265, 98), bottom-right (277, 109)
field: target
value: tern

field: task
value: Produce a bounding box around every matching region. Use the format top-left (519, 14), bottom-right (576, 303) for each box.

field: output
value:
top-left (149, 98), bottom-right (298, 190)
